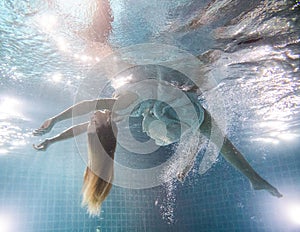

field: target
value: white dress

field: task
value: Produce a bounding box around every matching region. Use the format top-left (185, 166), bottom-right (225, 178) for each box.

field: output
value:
top-left (112, 78), bottom-right (204, 146)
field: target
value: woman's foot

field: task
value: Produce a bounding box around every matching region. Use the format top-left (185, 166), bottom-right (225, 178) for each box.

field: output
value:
top-left (251, 178), bottom-right (283, 198)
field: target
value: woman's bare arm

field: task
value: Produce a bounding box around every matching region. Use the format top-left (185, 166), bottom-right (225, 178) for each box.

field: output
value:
top-left (199, 109), bottom-right (282, 197)
top-left (33, 122), bottom-right (89, 151)
top-left (33, 98), bottom-right (116, 136)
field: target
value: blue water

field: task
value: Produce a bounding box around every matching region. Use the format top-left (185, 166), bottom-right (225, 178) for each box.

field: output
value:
top-left (0, 0), bottom-right (299, 231)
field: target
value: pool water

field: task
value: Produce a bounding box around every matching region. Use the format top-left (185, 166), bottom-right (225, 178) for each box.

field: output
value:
top-left (0, 0), bottom-right (299, 231)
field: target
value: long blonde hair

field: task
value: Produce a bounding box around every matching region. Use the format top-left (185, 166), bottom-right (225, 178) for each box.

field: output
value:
top-left (82, 114), bottom-right (117, 216)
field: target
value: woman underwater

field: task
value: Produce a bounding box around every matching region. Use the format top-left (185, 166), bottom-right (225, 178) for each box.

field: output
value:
top-left (33, 81), bottom-right (282, 215)
top-left (34, 0), bottom-right (282, 216)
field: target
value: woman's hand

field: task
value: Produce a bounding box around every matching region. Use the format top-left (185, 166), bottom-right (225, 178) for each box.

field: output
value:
top-left (33, 118), bottom-right (55, 136)
top-left (33, 139), bottom-right (51, 151)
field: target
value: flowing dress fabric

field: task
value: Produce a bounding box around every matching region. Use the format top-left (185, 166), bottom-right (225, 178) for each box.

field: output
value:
top-left (113, 80), bottom-right (204, 146)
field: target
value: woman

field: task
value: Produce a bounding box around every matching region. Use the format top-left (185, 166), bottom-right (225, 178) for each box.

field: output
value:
top-left (33, 94), bottom-right (282, 216)
top-left (34, 0), bottom-right (282, 216)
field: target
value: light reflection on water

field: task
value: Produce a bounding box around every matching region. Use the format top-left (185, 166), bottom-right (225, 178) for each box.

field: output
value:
top-left (0, 96), bottom-right (32, 155)
top-left (201, 41), bottom-right (300, 146)
top-left (0, 96), bottom-right (22, 120)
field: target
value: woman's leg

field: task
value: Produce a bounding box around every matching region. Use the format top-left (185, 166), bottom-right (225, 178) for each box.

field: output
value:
top-left (200, 109), bottom-right (282, 197)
